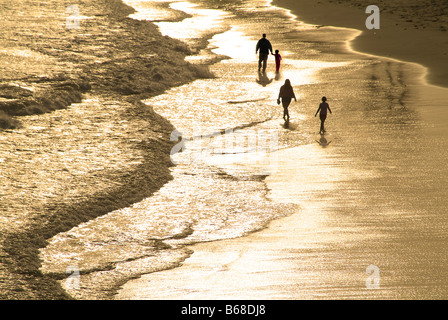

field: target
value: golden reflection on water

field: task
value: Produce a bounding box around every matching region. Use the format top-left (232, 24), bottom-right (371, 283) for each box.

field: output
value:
top-left (124, 0), bottom-right (186, 21)
top-left (36, 0), bottom-right (448, 299)
top-left (154, 2), bottom-right (229, 42)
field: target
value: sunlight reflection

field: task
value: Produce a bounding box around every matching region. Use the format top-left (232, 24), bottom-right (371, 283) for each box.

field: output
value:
top-left (124, 0), bottom-right (186, 21)
top-left (154, 2), bottom-right (230, 41)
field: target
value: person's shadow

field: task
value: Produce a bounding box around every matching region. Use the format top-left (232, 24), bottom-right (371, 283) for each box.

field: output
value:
top-left (256, 71), bottom-right (273, 86)
top-left (282, 119), bottom-right (298, 130)
top-left (316, 135), bottom-right (332, 147)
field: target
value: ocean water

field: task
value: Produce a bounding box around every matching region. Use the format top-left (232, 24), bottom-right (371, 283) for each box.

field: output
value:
top-left (40, 0), bottom-right (448, 299)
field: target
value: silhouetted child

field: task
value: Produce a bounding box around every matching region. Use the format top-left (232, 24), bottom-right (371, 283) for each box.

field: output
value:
top-left (315, 96), bottom-right (332, 134)
top-left (273, 50), bottom-right (282, 73)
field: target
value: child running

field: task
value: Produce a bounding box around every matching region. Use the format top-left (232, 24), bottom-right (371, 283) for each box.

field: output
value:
top-left (315, 96), bottom-right (332, 134)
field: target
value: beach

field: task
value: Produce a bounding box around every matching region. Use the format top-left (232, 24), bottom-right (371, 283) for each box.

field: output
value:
top-left (273, 0), bottom-right (448, 88)
top-left (115, 0), bottom-right (448, 300)
top-left (1, 0), bottom-right (448, 300)
top-left (0, 0), bottom-right (211, 299)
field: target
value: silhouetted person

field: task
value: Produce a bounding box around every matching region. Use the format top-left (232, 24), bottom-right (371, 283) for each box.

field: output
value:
top-left (315, 96), bottom-right (332, 134)
top-left (273, 49), bottom-right (282, 73)
top-left (277, 79), bottom-right (296, 122)
top-left (256, 33), bottom-right (273, 73)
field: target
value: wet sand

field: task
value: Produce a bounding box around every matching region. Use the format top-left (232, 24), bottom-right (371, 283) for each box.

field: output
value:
top-left (116, 0), bottom-right (448, 300)
top-left (272, 0), bottom-right (448, 88)
top-left (117, 204), bottom-right (390, 300)
top-left (3, 0), bottom-right (446, 300)
top-left (119, 139), bottom-right (448, 299)
top-left (0, 0), bottom-right (212, 299)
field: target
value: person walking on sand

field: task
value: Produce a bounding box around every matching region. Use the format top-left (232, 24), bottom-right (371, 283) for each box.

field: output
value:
top-left (256, 33), bottom-right (273, 73)
top-left (277, 79), bottom-right (296, 122)
top-left (315, 96), bottom-right (332, 134)
top-left (273, 49), bottom-right (282, 73)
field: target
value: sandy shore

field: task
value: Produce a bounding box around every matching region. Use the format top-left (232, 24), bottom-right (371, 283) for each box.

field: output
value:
top-left (115, 0), bottom-right (448, 301)
top-left (2, 0), bottom-right (445, 300)
top-left (272, 0), bottom-right (448, 88)
top-left (0, 0), bottom-right (211, 299)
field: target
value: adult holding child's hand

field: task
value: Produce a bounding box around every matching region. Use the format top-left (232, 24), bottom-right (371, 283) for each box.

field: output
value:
top-left (256, 33), bottom-right (273, 73)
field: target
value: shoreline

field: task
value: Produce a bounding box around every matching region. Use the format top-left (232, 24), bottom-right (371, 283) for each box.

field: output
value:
top-left (271, 0), bottom-right (448, 89)
top-left (117, 0), bottom-right (448, 300)
top-left (2, 0), bottom-right (446, 300)
top-left (0, 0), bottom-right (213, 299)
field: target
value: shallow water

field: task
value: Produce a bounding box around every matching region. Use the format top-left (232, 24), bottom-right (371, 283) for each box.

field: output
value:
top-left (0, 96), bottom-right (149, 228)
top-left (41, 0), bottom-right (448, 299)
